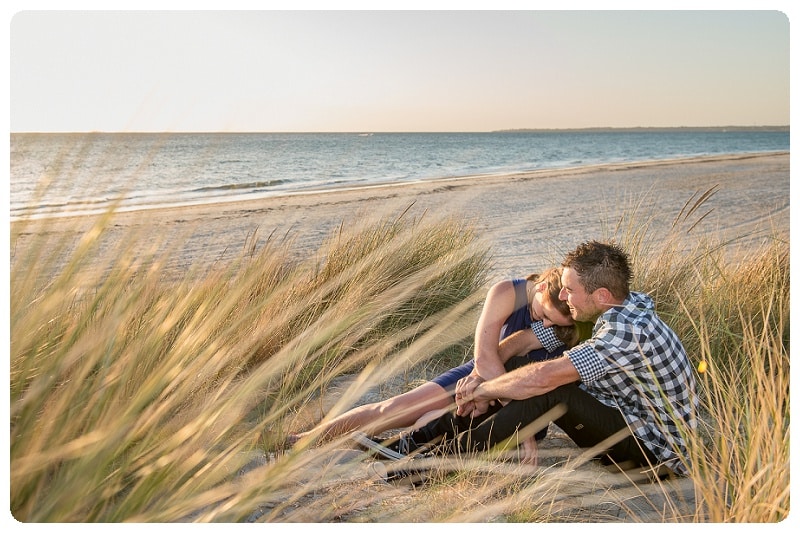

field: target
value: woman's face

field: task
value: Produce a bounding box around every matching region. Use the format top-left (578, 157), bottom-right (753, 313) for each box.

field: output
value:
top-left (531, 288), bottom-right (573, 328)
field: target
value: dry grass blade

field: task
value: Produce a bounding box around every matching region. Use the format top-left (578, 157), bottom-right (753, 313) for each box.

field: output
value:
top-left (672, 184), bottom-right (719, 233)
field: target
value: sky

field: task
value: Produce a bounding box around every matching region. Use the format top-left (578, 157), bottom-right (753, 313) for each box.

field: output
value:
top-left (5, 4), bottom-right (794, 133)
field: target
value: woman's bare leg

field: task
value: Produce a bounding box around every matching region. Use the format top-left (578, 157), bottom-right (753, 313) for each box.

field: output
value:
top-left (411, 406), bottom-right (455, 430)
top-left (292, 381), bottom-right (453, 443)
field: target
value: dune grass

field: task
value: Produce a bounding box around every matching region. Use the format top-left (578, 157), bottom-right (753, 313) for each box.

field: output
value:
top-left (10, 207), bottom-right (490, 521)
top-left (9, 188), bottom-right (789, 522)
top-left (612, 190), bottom-right (790, 522)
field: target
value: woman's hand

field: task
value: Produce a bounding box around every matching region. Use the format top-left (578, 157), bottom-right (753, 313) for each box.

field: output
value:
top-left (455, 372), bottom-right (482, 398)
top-left (454, 373), bottom-right (491, 417)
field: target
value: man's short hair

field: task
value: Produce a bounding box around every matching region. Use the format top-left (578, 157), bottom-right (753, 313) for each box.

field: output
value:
top-left (562, 241), bottom-right (632, 299)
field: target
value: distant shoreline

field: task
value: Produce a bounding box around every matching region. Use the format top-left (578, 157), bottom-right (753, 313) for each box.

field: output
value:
top-left (493, 125), bottom-right (790, 134)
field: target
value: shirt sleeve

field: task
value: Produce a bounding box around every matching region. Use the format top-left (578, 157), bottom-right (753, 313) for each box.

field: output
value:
top-left (567, 343), bottom-right (606, 382)
top-left (530, 320), bottom-right (564, 353)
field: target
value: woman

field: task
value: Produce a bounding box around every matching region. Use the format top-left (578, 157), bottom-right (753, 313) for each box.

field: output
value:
top-left (289, 267), bottom-right (579, 450)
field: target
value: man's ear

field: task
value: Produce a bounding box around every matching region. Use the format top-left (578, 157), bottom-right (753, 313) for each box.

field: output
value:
top-left (594, 287), bottom-right (614, 305)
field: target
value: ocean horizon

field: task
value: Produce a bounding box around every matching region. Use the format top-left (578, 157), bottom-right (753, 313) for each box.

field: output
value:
top-left (10, 129), bottom-right (789, 220)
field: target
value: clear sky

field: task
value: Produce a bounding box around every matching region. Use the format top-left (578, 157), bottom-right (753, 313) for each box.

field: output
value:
top-left (7, 4), bottom-right (793, 133)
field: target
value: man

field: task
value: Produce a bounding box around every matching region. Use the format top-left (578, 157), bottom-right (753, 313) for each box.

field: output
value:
top-left (365, 240), bottom-right (698, 476)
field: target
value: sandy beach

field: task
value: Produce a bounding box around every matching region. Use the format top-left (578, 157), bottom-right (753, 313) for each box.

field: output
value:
top-left (12, 152), bottom-right (789, 281)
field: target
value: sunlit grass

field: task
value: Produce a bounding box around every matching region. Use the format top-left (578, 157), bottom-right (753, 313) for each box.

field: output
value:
top-left (10, 206), bottom-right (490, 522)
top-left (613, 189), bottom-right (790, 522)
top-left (9, 185), bottom-right (789, 522)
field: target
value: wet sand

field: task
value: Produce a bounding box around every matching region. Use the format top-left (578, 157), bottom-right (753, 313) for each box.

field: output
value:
top-left (11, 152), bottom-right (789, 281)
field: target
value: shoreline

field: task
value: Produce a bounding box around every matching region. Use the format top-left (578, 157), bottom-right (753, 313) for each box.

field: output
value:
top-left (11, 151), bottom-right (788, 222)
top-left (11, 152), bottom-right (789, 281)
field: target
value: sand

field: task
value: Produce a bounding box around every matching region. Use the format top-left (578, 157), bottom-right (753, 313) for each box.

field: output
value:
top-left (12, 152), bottom-right (789, 282)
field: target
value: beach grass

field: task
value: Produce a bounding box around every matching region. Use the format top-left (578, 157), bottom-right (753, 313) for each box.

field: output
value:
top-left (9, 207), bottom-right (491, 522)
top-left (618, 191), bottom-right (790, 522)
top-left (9, 189), bottom-right (789, 522)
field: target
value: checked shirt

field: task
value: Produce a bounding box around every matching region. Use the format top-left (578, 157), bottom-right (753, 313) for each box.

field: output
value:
top-left (531, 319), bottom-right (563, 353)
top-left (566, 292), bottom-right (698, 475)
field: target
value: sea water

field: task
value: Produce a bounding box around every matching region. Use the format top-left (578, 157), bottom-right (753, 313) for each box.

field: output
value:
top-left (9, 130), bottom-right (788, 219)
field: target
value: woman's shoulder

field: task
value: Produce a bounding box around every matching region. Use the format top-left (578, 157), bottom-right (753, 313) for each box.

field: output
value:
top-left (486, 278), bottom-right (522, 300)
top-left (486, 278), bottom-right (528, 310)
top-left (489, 278), bottom-right (527, 292)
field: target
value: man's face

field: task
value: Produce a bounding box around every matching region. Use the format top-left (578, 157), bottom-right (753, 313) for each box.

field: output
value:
top-left (559, 267), bottom-right (602, 322)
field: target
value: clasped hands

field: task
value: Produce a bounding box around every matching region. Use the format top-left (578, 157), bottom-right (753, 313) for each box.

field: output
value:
top-left (453, 372), bottom-right (539, 466)
top-left (454, 373), bottom-right (494, 417)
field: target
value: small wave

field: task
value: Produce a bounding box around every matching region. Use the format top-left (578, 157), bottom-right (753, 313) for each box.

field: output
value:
top-left (192, 179), bottom-right (289, 193)
top-left (10, 199), bottom-right (115, 220)
top-left (12, 200), bottom-right (69, 212)
top-left (11, 195), bottom-right (115, 213)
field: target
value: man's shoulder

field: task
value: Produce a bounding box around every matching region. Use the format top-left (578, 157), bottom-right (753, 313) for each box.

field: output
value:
top-left (607, 292), bottom-right (684, 344)
top-left (626, 291), bottom-right (655, 308)
top-left (596, 292), bottom-right (663, 340)
top-left (608, 292), bottom-right (654, 320)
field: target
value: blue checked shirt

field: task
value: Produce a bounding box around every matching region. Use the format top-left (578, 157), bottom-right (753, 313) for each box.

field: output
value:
top-left (531, 320), bottom-right (564, 353)
top-left (566, 292), bottom-right (698, 475)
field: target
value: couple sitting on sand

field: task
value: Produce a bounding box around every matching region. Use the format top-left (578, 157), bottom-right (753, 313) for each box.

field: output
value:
top-left (290, 240), bottom-right (698, 478)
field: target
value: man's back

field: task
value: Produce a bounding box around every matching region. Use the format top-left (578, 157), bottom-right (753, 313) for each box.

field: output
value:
top-left (567, 291), bottom-right (698, 473)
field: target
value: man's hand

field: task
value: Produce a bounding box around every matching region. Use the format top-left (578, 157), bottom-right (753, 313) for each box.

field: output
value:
top-left (457, 397), bottom-right (494, 418)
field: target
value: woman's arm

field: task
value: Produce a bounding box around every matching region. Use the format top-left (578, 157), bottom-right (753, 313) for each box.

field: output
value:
top-left (455, 328), bottom-right (546, 417)
top-left (497, 329), bottom-right (542, 363)
top-left (472, 280), bottom-right (521, 380)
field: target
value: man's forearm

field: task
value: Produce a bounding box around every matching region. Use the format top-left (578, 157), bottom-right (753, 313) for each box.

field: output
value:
top-left (472, 369), bottom-right (540, 402)
top-left (471, 356), bottom-right (580, 403)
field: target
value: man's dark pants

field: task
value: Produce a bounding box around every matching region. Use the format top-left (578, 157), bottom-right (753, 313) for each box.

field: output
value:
top-left (411, 356), bottom-right (659, 468)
